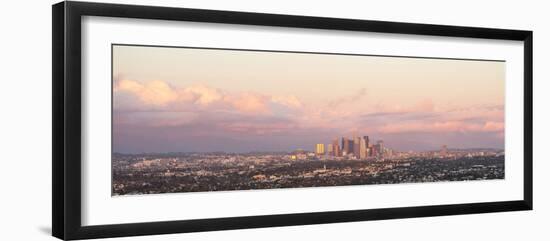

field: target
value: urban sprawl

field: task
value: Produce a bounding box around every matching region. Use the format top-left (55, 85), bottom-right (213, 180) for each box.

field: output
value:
top-left (112, 135), bottom-right (505, 195)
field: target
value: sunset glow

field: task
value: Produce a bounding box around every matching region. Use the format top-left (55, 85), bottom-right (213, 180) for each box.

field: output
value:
top-left (112, 45), bottom-right (505, 153)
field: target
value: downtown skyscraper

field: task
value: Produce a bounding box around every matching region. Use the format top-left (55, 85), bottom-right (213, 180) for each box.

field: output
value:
top-left (316, 135), bottom-right (387, 160)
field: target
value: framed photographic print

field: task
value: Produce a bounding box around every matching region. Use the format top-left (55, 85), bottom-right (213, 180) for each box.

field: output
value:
top-left (52, 1), bottom-right (533, 240)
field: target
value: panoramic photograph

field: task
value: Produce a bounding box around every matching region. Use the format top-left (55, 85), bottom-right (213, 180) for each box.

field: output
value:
top-left (111, 44), bottom-right (505, 196)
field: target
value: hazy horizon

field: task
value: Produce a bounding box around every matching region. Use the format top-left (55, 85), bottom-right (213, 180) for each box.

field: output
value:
top-left (112, 45), bottom-right (505, 154)
top-left (113, 146), bottom-right (505, 155)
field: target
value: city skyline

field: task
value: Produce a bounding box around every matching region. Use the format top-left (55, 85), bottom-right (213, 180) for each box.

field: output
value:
top-left (113, 45), bottom-right (505, 153)
top-left (111, 132), bottom-right (503, 155)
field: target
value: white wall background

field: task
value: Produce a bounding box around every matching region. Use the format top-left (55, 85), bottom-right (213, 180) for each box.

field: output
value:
top-left (0, 0), bottom-right (547, 240)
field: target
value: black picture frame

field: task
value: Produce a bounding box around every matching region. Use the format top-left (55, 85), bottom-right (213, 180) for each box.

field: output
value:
top-left (52, 1), bottom-right (533, 240)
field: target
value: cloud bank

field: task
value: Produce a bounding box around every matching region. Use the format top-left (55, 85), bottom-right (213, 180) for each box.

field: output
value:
top-left (113, 79), bottom-right (504, 153)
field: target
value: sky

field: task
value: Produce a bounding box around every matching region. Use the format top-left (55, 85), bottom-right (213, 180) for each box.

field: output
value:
top-left (112, 45), bottom-right (505, 153)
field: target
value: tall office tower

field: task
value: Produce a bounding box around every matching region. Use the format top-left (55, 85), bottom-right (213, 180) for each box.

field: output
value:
top-left (332, 139), bottom-right (341, 157)
top-left (441, 145), bottom-right (448, 156)
top-left (353, 137), bottom-right (361, 158)
top-left (363, 136), bottom-right (370, 149)
top-left (348, 139), bottom-right (354, 155)
top-left (348, 139), bottom-right (353, 154)
top-left (377, 140), bottom-right (384, 156)
top-left (315, 144), bottom-right (325, 155)
top-left (327, 144), bottom-right (334, 156)
top-left (371, 144), bottom-right (378, 157)
top-left (342, 137), bottom-right (349, 155)
top-left (359, 137), bottom-right (368, 159)
top-left (367, 143), bottom-right (375, 156)
top-left (340, 137), bottom-right (346, 152)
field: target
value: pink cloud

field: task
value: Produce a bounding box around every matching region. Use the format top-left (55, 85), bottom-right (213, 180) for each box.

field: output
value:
top-left (225, 93), bottom-right (271, 114)
top-left (180, 84), bottom-right (223, 106)
top-left (483, 121), bottom-right (505, 132)
top-left (113, 79), bottom-right (504, 141)
top-left (370, 99), bottom-right (436, 114)
top-left (114, 79), bottom-right (298, 116)
top-left (378, 121), bottom-right (504, 134)
top-left (115, 79), bottom-right (180, 106)
top-left (271, 95), bottom-right (303, 109)
top-left (220, 121), bottom-right (298, 135)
